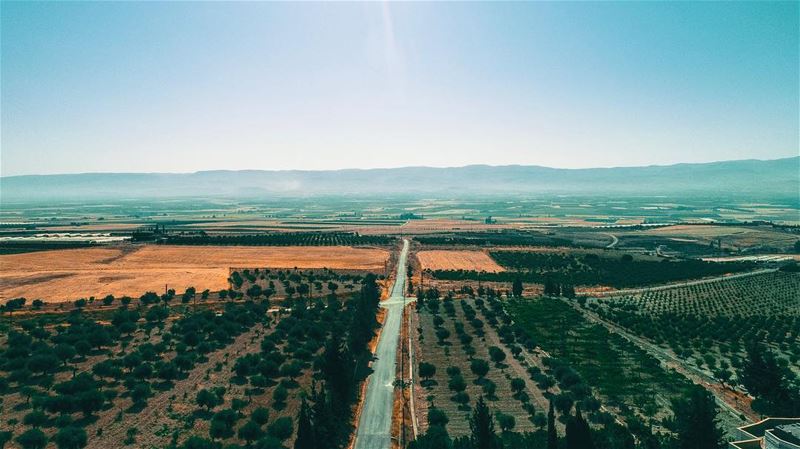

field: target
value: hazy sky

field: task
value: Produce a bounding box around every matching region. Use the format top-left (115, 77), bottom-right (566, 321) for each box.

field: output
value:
top-left (1, 1), bottom-right (798, 176)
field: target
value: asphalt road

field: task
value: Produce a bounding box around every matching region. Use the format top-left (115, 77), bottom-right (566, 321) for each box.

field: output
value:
top-left (353, 239), bottom-right (410, 449)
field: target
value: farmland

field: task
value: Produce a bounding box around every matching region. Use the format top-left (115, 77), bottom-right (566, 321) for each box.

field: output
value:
top-left (415, 251), bottom-right (504, 273)
top-left (0, 245), bottom-right (389, 302)
top-left (227, 268), bottom-right (373, 302)
top-left (408, 285), bottom-right (723, 448)
top-left (0, 196), bottom-right (799, 449)
top-left (429, 250), bottom-right (757, 289)
top-left (589, 270), bottom-right (800, 415)
top-left (506, 297), bottom-right (716, 443)
top-left (0, 269), bottom-right (384, 449)
top-left (0, 299), bottom-right (268, 449)
top-left (595, 270), bottom-right (800, 317)
top-left (2, 2), bottom-right (800, 447)
top-left (2, 196), bottom-right (798, 257)
top-left (413, 295), bottom-right (543, 437)
top-left (641, 225), bottom-right (799, 252)
top-left (160, 232), bottom-right (393, 247)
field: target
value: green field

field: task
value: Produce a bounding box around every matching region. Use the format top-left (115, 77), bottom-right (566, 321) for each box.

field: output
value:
top-left (508, 297), bottom-right (695, 436)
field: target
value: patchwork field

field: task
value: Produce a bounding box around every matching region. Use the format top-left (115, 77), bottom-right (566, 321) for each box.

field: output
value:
top-left (507, 298), bottom-right (709, 437)
top-left (592, 271), bottom-right (800, 381)
top-left (0, 278), bottom-right (382, 449)
top-left (430, 251), bottom-right (756, 289)
top-left (397, 219), bottom-right (516, 234)
top-left (413, 297), bottom-right (546, 437)
top-left (416, 250), bottom-right (504, 272)
top-left (0, 244), bottom-right (389, 301)
top-left (641, 225), bottom-right (798, 250)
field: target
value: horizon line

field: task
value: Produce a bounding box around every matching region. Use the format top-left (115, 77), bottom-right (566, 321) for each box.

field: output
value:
top-left (2, 155), bottom-right (797, 179)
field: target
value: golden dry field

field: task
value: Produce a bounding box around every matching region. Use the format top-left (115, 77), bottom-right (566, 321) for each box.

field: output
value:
top-left (0, 244), bottom-right (389, 301)
top-left (416, 250), bottom-right (504, 272)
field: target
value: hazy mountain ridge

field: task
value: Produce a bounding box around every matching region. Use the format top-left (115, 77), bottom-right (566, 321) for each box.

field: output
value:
top-left (1, 157), bottom-right (797, 201)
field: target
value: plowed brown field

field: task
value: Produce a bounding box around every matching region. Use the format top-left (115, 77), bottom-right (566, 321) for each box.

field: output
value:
top-left (0, 244), bottom-right (388, 301)
top-left (416, 250), bottom-right (503, 272)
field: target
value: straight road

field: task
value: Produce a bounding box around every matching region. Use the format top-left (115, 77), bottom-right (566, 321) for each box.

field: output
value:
top-left (354, 239), bottom-right (410, 449)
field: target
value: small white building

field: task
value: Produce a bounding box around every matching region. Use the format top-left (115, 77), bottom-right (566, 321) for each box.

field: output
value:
top-left (765, 423), bottom-right (800, 449)
top-left (730, 418), bottom-right (800, 449)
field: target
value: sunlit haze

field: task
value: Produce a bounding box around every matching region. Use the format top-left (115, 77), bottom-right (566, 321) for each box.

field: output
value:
top-left (1, 1), bottom-right (797, 176)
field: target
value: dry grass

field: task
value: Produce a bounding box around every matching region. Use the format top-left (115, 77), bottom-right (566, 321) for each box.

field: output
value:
top-left (0, 244), bottom-right (389, 302)
top-left (416, 250), bottom-right (504, 272)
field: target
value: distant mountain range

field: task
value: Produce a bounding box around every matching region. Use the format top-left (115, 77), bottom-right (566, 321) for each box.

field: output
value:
top-left (1, 157), bottom-right (798, 202)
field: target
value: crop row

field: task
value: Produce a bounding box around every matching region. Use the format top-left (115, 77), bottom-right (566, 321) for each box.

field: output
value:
top-left (591, 272), bottom-right (800, 391)
top-left (415, 295), bottom-right (539, 437)
top-left (228, 268), bottom-right (370, 300)
top-left (0, 298), bottom-right (267, 449)
top-left (414, 232), bottom-right (573, 247)
top-left (162, 232), bottom-right (394, 246)
top-left (492, 251), bottom-right (756, 288)
top-left (598, 271), bottom-right (800, 317)
top-left (0, 271), bottom-right (383, 449)
top-left (507, 297), bottom-right (696, 436)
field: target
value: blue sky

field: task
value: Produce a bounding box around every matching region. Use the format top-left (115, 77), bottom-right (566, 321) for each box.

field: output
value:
top-left (1, 1), bottom-right (797, 176)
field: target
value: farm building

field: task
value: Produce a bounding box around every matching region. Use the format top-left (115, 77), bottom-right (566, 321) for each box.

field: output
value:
top-left (730, 418), bottom-right (800, 449)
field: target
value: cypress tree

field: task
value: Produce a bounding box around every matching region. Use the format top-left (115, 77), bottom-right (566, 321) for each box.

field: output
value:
top-left (310, 385), bottom-right (336, 449)
top-left (469, 396), bottom-right (498, 449)
top-left (671, 386), bottom-right (725, 449)
top-left (741, 343), bottom-right (799, 415)
top-left (408, 426), bottom-right (452, 449)
top-left (566, 407), bottom-right (594, 449)
top-left (294, 398), bottom-right (314, 449)
top-left (512, 278), bottom-right (523, 298)
top-left (547, 400), bottom-right (558, 449)
top-left (322, 336), bottom-right (351, 410)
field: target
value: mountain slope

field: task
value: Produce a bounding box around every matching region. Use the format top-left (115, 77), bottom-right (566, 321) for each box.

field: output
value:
top-left (1, 157), bottom-right (797, 201)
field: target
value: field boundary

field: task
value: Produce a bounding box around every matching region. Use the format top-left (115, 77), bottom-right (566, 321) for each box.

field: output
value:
top-left (589, 268), bottom-right (777, 297)
top-left (560, 297), bottom-right (757, 424)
